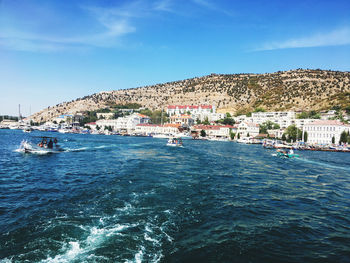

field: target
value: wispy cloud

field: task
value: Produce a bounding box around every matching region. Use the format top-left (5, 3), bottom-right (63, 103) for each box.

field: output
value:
top-left (154, 0), bottom-right (174, 12)
top-left (256, 27), bottom-right (350, 51)
top-left (0, 1), bottom-right (143, 52)
top-left (191, 0), bottom-right (233, 16)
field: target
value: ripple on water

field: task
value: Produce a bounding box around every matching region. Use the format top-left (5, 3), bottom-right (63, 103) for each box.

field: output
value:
top-left (1, 130), bottom-right (350, 262)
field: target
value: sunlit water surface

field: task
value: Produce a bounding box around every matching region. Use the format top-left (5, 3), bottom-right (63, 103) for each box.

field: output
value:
top-left (0, 130), bottom-right (350, 262)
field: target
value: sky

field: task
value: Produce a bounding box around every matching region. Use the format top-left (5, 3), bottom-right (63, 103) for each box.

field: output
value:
top-left (0, 0), bottom-right (350, 116)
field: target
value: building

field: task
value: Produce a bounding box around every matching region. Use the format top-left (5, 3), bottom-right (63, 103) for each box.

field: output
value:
top-left (191, 125), bottom-right (236, 139)
top-left (320, 110), bottom-right (337, 120)
top-left (237, 122), bottom-right (260, 138)
top-left (96, 112), bottom-right (115, 119)
top-left (167, 105), bottom-right (215, 116)
top-left (93, 113), bottom-right (150, 133)
top-left (169, 114), bottom-right (194, 127)
top-left (303, 120), bottom-right (350, 144)
top-left (135, 123), bottom-right (181, 135)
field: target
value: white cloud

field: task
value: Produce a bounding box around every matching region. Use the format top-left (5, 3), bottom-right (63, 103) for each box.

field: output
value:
top-left (256, 27), bottom-right (350, 51)
top-left (0, 2), bottom-right (139, 52)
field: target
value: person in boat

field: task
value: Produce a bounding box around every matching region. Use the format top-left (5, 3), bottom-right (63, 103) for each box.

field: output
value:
top-left (48, 139), bottom-right (53, 149)
top-left (54, 138), bottom-right (58, 144)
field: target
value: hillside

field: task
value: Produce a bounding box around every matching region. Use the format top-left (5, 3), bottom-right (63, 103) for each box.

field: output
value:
top-left (31, 69), bottom-right (350, 122)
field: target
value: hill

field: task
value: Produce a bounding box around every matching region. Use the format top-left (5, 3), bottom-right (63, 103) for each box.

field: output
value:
top-left (31, 69), bottom-right (350, 122)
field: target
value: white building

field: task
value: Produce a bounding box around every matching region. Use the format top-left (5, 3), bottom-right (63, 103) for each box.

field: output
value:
top-left (191, 125), bottom-right (236, 139)
top-left (166, 105), bottom-right (223, 122)
top-left (169, 114), bottom-right (194, 127)
top-left (303, 120), bottom-right (350, 145)
top-left (135, 123), bottom-right (180, 135)
top-left (246, 111), bottom-right (314, 130)
top-left (94, 113), bottom-right (150, 133)
top-left (96, 112), bottom-right (115, 119)
top-left (320, 110), bottom-right (337, 120)
top-left (237, 122), bottom-right (260, 138)
top-left (167, 105), bottom-right (215, 116)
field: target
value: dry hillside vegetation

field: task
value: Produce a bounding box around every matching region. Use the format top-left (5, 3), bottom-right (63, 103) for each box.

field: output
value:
top-left (31, 69), bottom-right (350, 122)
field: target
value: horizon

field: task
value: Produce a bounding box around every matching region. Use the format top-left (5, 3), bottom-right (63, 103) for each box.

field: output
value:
top-left (1, 0), bottom-right (350, 116)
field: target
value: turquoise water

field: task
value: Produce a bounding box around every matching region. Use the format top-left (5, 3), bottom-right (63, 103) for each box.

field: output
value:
top-left (1, 129), bottom-right (350, 262)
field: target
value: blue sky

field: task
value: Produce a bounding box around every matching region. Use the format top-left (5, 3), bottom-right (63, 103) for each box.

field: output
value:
top-left (1, 0), bottom-right (350, 116)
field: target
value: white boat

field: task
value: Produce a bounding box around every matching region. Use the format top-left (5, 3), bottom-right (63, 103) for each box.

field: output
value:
top-left (23, 126), bottom-right (32, 133)
top-left (58, 128), bottom-right (70, 134)
top-left (207, 137), bottom-right (229, 142)
top-left (153, 134), bottom-right (173, 139)
top-left (166, 137), bottom-right (184, 147)
top-left (17, 138), bottom-right (63, 154)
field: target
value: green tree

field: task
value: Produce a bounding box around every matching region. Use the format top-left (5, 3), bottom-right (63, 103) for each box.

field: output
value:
top-left (96, 125), bottom-right (100, 131)
top-left (253, 107), bottom-right (266, 112)
top-left (237, 133), bottom-right (240, 139)
top-left (202, 117), bottom-right (210, 125)
top-left (304, 131), bottom-right (308, 142)
top-left (200, 129), bottom-right (206, 137)
top-left (281, 133), bottom-right (287, 141)
top-left (332, 136), bottom-right (335, 144)
top-left (284, 125), bottom-right (302, 142)
top-left (230, 132), bottom-right (235, 140)
top-left (259, 121), bottom-right (280, 134)
top-left (339, 131), bottom-right (348, 144)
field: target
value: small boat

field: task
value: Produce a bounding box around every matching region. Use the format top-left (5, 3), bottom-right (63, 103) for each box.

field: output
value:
top-left (276, 150), bottom-right (299, 158)
top-left (23, 126), bottom-right (32, 133)
top-left (153, 134), bottom-right (173, 139)
top-left (17, 137), bottom-right (64, 154)
top-left (166, 137), bottom-right (183, 147)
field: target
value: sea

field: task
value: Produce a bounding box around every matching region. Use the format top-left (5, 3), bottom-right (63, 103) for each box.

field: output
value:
top-left (0, 129), bottom-right (350, 263)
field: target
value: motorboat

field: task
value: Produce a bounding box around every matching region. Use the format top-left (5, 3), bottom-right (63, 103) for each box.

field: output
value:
top-left (276, 149), bottom-right (299, 158)
top-left (166, 137), bottom-right (183, 147)
top-left (17, 137), bottom-right (64, 154)
top-left (153, 134), bottom-right (173, 139)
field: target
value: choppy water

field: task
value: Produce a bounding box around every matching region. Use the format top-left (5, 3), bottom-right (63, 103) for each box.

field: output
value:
top-left (1, 129), bottom-right (350, 263)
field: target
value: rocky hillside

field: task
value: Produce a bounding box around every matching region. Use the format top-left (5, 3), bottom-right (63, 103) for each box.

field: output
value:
top-left (31, 69), bottom-right (350, 122)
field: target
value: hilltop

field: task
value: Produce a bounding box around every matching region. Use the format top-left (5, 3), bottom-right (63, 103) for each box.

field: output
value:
top-left (31, 69), bottom-right (350, 122)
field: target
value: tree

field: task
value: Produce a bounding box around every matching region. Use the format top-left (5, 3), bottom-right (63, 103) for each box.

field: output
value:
top-left (66, 117), bottom-right (72, 124)
top-left (200, 129), bottom-right (206, 137)
top-left (96, 125), bottom-right (100, 131)
top-left (284, 125), bottom-right (302, 142)
top-left (202, 117), bottom-right (210, 125)
top-left (237, 133), bottom-right (240, 139)
top-left (332, 136), bottom-right (335, 144)
top-left (253, 107), bottom-right (266, 112)
top-left (304, 131), bottom-right (308, 142)
top-left (339, 131), bottom-right (348, 144)
top-left (259, 121), bottom-right (280, 134)
top-left (282, 133), bottom-right (287, 141)
top-left (230, 132), bottom-right (235, 140)
top-left (247, 132), bottom-right (250, 137)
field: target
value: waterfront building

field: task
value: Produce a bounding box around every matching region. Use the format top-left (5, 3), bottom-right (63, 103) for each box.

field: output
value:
top-left (267, 129), bottom-right (285, 139)
top-left (135, 123), bottom-right (181, 135)
top-left (303, 120), bottom-right (350, 144)
top-left (169, 114), bottom-right (194, 127)
top-left (191, 124), bottom-right (236, 139)
top-left (237, 122), bottom-right (259, 138)
top-left (95, 113), bottom-right (150, 133)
